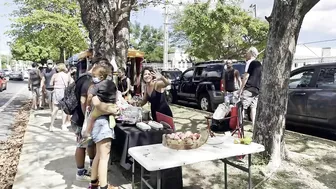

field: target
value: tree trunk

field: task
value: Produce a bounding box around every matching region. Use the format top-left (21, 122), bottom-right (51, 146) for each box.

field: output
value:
top-left (77, 0), bottom-right (133, 69)
top-left (252, 0), bottom-right (319, 169)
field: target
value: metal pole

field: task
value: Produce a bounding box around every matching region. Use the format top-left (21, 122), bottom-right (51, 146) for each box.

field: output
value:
top-left (163, 0), bottom-right (169, 69)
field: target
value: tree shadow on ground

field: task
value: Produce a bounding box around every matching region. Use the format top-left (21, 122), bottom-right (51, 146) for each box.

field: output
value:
top-left (45, 156), bottom-right (88, 189)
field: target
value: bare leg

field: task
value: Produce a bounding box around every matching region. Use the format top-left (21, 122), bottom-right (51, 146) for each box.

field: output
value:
top-left (90, 144), bottom-right (100, 181)
top-left (50, 104), bottom-right (59, 131)
top-left (97, 139), bottom-right (111, 187)
top-left (61, 111), bottom-right (67, 130)
top-left (250, 106), bottom-right (257, 128)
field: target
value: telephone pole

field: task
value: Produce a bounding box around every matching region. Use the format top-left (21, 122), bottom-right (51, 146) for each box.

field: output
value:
top-left (163, 0), bottom-right (169, 69)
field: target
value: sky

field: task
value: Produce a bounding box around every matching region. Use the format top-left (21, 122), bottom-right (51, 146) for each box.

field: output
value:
top-left (1, 0), bottom-right (336, 56)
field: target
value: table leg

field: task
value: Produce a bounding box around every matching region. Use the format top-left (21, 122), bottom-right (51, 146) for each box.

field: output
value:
top-left (141, 165), bottom-right (144, 189)
top-left (224, 159), bottom-right (227, 189)
top-left (132, 158), bottom-right (135, 189)
top-left (157, 170), bottom-right (161, 189)
top-left (248, 154), bottom-right (252, 189)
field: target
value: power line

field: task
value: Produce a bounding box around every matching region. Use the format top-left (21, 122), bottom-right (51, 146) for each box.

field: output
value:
top-left (298, 39), bottom-right (336, 45)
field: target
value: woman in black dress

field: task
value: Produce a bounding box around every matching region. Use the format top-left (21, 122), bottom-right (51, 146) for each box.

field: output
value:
top-left (117, 67), bottom-right (132, 99)
top-left (137, 67), bottom-right (173, 121)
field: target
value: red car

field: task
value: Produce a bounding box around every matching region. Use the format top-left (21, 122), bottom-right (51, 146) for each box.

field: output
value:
top-left (0, 75), bottom-right (7, 92)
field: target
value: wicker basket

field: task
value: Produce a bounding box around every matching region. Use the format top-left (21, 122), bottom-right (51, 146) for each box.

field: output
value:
top-left (162, 128), bottom-right (209, 150)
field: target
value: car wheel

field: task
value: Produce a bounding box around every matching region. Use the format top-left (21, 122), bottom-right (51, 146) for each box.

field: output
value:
top-left (198, 94), bottom-right (211, 111)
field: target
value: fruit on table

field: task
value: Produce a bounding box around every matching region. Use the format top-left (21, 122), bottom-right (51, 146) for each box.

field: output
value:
top-left (166, 131), bottom-right (201, 145)
top-left (234, 137), bottom-right (252, 145)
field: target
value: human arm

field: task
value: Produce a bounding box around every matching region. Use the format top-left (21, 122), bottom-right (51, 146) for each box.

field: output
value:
top-left (92, 96), bottom-right (119, 115)
top-left (137, 86), bottom-right (148, 107)
top-left (234, 70), bottom-right (242, 89)
top-left (28, 72), bottom-right (32, 90)
top-left (152, 71), bottom-right (171, 90)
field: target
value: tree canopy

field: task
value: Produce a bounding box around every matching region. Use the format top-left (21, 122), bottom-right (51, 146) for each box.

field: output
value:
top-left (7, 0), bottom-right (88, 63)
top-left (173, 3), bottom-right (269, 60)
top-left (130, 22), bottom-right (164, 62)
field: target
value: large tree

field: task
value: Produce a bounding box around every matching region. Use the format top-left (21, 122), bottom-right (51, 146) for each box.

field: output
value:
top-left (172, 3), bottom-right (269, 60)
top-left (253, 0), bottom-right (320, 171)
top-left (8, 0), bottom-right (88, 62)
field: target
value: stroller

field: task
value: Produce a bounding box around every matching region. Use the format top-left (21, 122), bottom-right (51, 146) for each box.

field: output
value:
top-left (205, 94), bottom-right (244, 139)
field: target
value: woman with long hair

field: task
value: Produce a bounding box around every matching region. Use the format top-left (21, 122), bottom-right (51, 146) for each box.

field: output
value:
top-left (137, 67), bottom-right (173, 121)
top-left (49, 63), bottom-right (71, 131)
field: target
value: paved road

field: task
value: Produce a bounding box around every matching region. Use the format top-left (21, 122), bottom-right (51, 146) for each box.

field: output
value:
top-left (0, 79), bottom-right (31, 141)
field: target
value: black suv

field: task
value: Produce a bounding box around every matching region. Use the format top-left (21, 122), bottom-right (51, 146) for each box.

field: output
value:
top-left (169, 61), bottom-right (246, 111)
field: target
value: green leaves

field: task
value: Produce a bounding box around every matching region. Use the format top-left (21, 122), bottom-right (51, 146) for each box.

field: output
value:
top-left (173, 3), bottom-right (269, 60)
top-left (130, 22), bottom-right (164, 62)
top-left (8, 0), bottom-right (88, 62)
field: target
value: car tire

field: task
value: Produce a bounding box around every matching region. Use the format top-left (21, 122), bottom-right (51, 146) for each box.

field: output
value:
top-left (198, 94), bottom-right (212, 111)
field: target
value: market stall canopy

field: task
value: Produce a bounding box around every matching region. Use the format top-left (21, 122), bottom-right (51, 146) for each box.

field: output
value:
top-left (128, 49), bottom-right (145, 58)
top-left (67, 50), bottom-right (93, 65)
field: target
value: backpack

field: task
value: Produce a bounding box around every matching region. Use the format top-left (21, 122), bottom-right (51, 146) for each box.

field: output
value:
top-left (59, 74), bottom-right (90, 115)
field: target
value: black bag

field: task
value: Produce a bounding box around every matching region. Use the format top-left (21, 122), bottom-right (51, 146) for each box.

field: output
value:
top-left (59, 82), bottom-right (77, 115)
top-left (59, 74), bottom-right (90, 115)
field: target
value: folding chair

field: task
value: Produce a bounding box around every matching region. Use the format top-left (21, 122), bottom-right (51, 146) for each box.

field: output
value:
top-left (156, 112), bottom-right (175, 132)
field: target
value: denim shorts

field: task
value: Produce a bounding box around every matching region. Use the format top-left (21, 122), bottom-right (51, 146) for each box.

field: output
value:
top-left (91, 116), bottom-right (115, 143)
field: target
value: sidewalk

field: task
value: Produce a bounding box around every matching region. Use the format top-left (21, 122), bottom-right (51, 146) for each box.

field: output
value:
top-left (13, 109), bottom-right (131, 189)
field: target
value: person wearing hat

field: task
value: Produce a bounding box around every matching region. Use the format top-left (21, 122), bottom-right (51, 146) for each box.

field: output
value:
top-left (41, 60), bottom-right (56, 110)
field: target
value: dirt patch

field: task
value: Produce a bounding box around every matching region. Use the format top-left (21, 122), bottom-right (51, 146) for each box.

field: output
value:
top-left (0, 101), bottom-right (31, 189)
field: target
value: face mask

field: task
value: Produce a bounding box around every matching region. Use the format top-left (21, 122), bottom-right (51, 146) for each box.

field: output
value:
top-left (92, 77), bottom-right (101, 84)
top-left (47, 64), bottom-right (53, 69)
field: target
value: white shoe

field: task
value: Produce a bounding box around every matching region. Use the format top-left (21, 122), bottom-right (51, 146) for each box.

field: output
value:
top-left (61, 125), bottom-right (67, 131)
top-left (76, 169), bottom-right (90, 181)
top-left (49, 125), bottom-right (54, 132)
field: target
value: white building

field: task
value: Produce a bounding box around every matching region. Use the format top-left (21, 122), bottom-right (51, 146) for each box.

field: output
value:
top-left (292, 46), bottom-right (336, 70)
top-left (142, 49), bottom-right (193, 72)
top-left (167, 49), bottom-right (193, 72)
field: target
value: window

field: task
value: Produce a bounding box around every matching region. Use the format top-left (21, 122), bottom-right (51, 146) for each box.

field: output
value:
top-left (182, 69), bottom-right (194, 81)
top-left (316, 68), bottom-right (336, 89)
top-left (201, 65), bottom-right (223, 78)
top-left (194, 67), bottom-right (204, 78)
top-left (289, 69), bottom-right (314, 89)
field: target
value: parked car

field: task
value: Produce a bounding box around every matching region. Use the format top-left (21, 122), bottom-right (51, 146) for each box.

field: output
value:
top-left (169, 61), bottom-right (246, 111)
top-left (287, 63), bottom-right (336, 132)
top-left (3, 69), bottom-right (11, 77)
top-left (23, 70), bottom-right (30, 79)
top-left (9, 70), bottom-right (24, 81)
top-left (0, 70), bottom-right (5, 77)
top-left (0, 75), bottom-right (7, 92)
top-left (161, 70), bottom-right (183, 81)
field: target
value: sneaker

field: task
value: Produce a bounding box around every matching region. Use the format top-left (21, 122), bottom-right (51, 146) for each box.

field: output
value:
top-left (76, 169), bottom-right (91, 182)
top-left (49, 125), bottom-right (54, 132)
top-left (79, 136), bottom-right (92, 146)
top-left (61, 124), bottom-right (68, 131)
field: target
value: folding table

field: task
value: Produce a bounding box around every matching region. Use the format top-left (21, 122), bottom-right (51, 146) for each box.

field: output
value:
top-left (128, 135), bottom-right (265, 189)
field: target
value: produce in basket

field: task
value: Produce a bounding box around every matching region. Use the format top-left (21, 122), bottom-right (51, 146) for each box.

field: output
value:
top-left (234, 136), bottom-right (252, 145)
top-left (163, 129), bottom-right (209, 150)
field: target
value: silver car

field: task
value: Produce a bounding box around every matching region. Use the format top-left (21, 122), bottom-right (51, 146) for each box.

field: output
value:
top-left (9, 71), bottom-right (24, 81)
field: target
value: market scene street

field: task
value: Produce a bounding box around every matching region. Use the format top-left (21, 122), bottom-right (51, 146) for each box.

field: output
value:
top-left (1, 0), bottom-right (336, 189)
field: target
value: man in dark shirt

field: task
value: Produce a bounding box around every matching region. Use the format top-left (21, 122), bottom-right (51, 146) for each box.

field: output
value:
top-left (41, 60), bottom-right (56, 110)
top-left (28, 62), bottom-right (43, 110)
top-left (239, 47), bottom-right (262, 126)
top-left (223, 60), bottom-right (241, 102)
top-left (71, 57), bottom-right (114, 181)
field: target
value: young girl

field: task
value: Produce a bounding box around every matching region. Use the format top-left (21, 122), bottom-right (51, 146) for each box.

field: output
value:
top-left (80, 65), bottom-right (118, 144)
